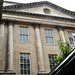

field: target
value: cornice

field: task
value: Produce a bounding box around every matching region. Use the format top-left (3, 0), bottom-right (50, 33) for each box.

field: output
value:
top-left (3, 9), bottom-right (75, 22)
top-left (2, 13), bottom-right (75, 28)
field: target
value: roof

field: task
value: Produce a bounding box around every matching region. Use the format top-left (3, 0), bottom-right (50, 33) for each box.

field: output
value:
top-left (3, 1), bottom-right (75, 16)
top-left (49, 48), bottom-right (75, 75)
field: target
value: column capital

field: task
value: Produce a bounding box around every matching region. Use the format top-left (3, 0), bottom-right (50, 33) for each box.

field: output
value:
top-left (9, 21), bottom-right (14, 26)
top-left (56, 25), bottom-right (64, 31)
top-left (33, 23), bottom-right (40, 29)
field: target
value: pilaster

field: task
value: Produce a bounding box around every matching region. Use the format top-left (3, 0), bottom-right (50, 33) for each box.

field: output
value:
top-left (34, 23), bottom-right (48, 75)
top-left (8, 22), bottom-right (14, 70)
top-left (57, 26), bottom-right (66, 43)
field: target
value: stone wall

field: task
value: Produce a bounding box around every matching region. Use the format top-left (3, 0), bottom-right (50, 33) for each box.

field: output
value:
top-left (0, 21), bottom-right (75, 75)
top-left (12, 22), bottom-right (75, 75)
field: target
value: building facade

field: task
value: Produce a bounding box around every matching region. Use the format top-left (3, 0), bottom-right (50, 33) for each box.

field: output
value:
top-left (0, 1), bottom-right (75, 75)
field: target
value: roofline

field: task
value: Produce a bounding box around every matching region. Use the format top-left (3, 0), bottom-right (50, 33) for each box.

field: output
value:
top-left (4, 1), bottom-right (21, 4)
top-left (3, 1), bottom-right (75, 16)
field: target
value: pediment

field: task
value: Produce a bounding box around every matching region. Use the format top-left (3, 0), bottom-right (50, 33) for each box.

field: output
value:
top-left (16, 5), bottom-right (72, 18)
top-left (3, 1), bottom-right (75, 19)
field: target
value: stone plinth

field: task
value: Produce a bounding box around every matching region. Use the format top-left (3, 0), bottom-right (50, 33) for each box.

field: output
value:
top-left (0, 70), bottom-right (16, 75)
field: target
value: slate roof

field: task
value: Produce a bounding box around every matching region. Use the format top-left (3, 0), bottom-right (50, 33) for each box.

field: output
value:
top-left (3, 1), bottom-right (75, 16)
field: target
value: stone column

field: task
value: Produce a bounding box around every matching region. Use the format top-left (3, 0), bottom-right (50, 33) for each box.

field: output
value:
top-left (8, 22), bottom-right (14, 70)
top-left (35, 24), bottom-right (45, 74)
top-left (59, 28), bottom-right (66, 43)
top-left (0, 23), bottom-right (5, 70)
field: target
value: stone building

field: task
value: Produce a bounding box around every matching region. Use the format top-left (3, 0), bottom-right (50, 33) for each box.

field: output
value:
top-left (0, 1), bottom-right (75, 75)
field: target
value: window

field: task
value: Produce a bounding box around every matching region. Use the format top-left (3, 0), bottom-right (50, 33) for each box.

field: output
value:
top-left (68, 32), bottom-right (75, 45)
top-left (48, 54), bottom-right (57, 70)
top-left (20, 53), bottom-right (31, 75)
top-left (45, 29), bottom-right (54, 45)
top-left (20, 27), bottom-right (29, 43)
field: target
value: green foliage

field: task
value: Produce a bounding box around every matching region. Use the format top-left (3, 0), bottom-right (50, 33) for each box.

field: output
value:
top-left (51, 39), bottom-right (72, 64)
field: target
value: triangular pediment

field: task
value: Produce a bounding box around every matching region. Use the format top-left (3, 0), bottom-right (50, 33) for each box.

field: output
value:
top-left (15, 5), bottom-right (72, 18)
top-left (3, 1), bottom-right (75, 19)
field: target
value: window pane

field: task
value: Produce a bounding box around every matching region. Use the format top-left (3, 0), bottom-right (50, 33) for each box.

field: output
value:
top-left (24, 70), bottom-right (27, 74)
top-left (69, 37), bottom-right (74, 44)
top-left (24, 64), bottom-right (26, 70)
top-left (20, 64), bottom-right (23, 70)
top-left (68, 32), bottom-right (75, 45)
top-left (20, 27), bottom-right (23, 34)
top-left (20, 54), bottom-right (23, 59)
top-left (25, 36), bottom-right (28, 43)
top-left (23, 35), bottom-right (25, 43)
top-left (20, 70), bottom-right (23, 74)
top-left (28, 70), bottom-right (30, 74)
top-left (20, 27), bottom-right (29, 43)
top-left (24, 59), bottom-right (26, 63)
top-left (27, 59), bottom-right (30, 63)
top-left (51, 38), bottom-right (54, 45)
top-left (20, 35), bottom-right (23, 42)
top-left (26, 28), bottom-right (28, 35)
top-left (20, 54), bottom-right (31, 75)
top-left (49, 54), bottom-right (57, 70)
top-left (28, 65), bottom-right (30, 70)
top-left (45, 29), bottom-right (54, 45)
top-left (20, 59), bottom-right (23, 63)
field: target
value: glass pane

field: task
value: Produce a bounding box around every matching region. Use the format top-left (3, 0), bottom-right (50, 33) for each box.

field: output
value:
top-left (51, 38), bottom-right (54, 45)
top-left (28, 70), bottom-right (30, 74)
top-left (27, 54), bottom-right (30, 59)
top-left (20, 54), bottom-right (23, 59)
top-left (27, 59), bottom-right (30, 63)
top-left (45, 30), bottom-right (48, 36)
top-left (69, 37), bottom-right (74, 44)
top-left (20, 54), bottom-right (31, 75)
top-left (23, 28), bottom-right (26, 34)
top-left (49, 30), bottom-right (51, 37)
top-left (46, 37), bottom-right (49, 44)
top-left (20, 35), bottom-right (23, 42)
top-left (23, 36), bottom-right (25, 42)
top-left (49, 55), bottom-right (57, 70)
top-left (28, 65), bottom-right (30, 70)
top-left (45, 30), bottom-right (54, 45)
top-left (20, 27), bottom-right (23, 34)
top-left (50, 30), bottom-right (53, 37)
top-left (24, 59), bottom-right (26, 63)
top-left (24, 70), bottom-right (27, 74)
top-left (24, 64), bottom-right (26, 70)
top-left (20, 64), bottom-right (23, 70)
top-left (20, 59), bottom-right (23, 63)
top-left (26, 28), bottom-right (28, 35)
top-left (20, 70), bottom-right (23, 74)
top-left (26, 36), bottom-right (28, 43)
top-left (68, 32), bottom-right (72, 36)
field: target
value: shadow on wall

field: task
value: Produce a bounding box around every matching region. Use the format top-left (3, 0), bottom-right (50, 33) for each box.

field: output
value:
top-left (0, 0), bottom-right (3, 19)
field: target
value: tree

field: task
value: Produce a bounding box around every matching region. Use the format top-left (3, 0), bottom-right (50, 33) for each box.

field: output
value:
top-left (51, 39), bottom-right (72, 64)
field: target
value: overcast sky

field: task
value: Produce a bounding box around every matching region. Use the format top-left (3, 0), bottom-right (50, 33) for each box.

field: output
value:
top-left (4, 0), bottom-right (75, 12)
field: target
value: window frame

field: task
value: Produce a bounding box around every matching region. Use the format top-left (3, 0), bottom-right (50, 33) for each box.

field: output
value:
top-left (20, 53), bottom-right (31, 75)
top-left (48, 54), bottom-right (57, 71)
top-left (20, 26), bottom-right (29, 43)
top-left (45, 29), bottom-right (55, 45)
top-left (68, 32), bottom-right (75, 46)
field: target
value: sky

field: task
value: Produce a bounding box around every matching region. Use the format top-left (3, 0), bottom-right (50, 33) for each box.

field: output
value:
top-left (4, 0), bottom-right (75, 12)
